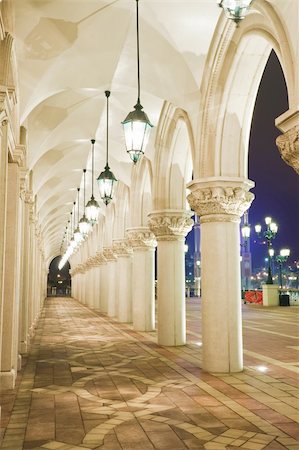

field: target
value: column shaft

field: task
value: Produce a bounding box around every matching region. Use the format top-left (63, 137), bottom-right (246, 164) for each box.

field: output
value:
top-left (1, 163), bottom-right (21, 388)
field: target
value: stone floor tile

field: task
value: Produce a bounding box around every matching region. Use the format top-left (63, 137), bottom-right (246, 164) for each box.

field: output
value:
top-left (0, 297), bottom-right (298, 450)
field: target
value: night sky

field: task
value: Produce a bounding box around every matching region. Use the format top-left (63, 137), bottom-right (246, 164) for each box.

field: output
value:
top-left (248, 51), bottom-right (299, 269)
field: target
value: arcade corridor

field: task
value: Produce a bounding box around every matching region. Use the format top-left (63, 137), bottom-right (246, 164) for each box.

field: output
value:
top-left (1, 298), bottom-right (298, 450)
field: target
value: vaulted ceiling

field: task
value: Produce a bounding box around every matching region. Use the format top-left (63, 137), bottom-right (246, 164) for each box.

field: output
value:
top-left (13, 0), bottom-right (294, 262)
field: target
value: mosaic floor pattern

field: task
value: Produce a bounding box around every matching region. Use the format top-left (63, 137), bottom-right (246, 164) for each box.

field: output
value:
top-left (0, 297), bottom-right (298, 450)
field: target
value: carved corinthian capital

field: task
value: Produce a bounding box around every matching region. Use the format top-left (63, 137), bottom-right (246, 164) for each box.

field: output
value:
top-left (94, 252), bottom-right (107, 265)
top-left (103, 247), bottom-right (117, 262)
top-left (276, 125), bottom-right (299, 175)
top-left (113, 239), bottom-right (133, 257)
top-left (126, 227), bottom-right (157, 250)
top-left (148, 210), bottom-right (194, 241)
top-left (187, 178), bottom-right (254, 223)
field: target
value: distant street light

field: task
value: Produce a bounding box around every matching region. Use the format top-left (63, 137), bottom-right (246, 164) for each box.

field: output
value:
top-left (255, 216), bottom-right (278, 285)
top-left (240, 212), bottom-right (251, 290)
top-left (276, 248), bottom-right (290, 288)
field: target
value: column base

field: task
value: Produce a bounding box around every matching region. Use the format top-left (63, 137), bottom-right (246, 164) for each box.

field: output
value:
top-left (20, 339), bottom-right (29, 354)
top-left (0, 369), bottom-right (16, 390)
top-left (158, 336), bottom-right (186, 347)
top-left (17, 354), bottom-right (22, 371)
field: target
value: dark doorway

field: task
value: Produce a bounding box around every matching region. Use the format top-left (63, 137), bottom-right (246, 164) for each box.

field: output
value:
top-left (47, 256), bottom-right (71, 297)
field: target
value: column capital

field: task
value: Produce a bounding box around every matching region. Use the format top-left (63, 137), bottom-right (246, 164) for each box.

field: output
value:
top-left (12, 144), bottom-right (26, 167)
top-left (126, 227), bottom-right (157, 250)
top-left (187, 178), bottom-right (254, 223)
top-left (148, 210), bottom-right (193, 241)
top-left (103, 247), bottom-right (117, 261)
top-left (276, 124), bottom-right (299, 175)
top-left (113, 239), bottom-right (133, 257)
top-left (94, 252), bottom-right (107, 265)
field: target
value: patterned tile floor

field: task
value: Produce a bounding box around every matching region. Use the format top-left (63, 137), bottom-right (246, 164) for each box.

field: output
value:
top-left (0, 297), bottom-right (298, 450)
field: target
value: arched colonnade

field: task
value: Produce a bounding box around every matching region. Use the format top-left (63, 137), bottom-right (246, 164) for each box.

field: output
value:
top-left (0, 1), bottom-right (298, 397)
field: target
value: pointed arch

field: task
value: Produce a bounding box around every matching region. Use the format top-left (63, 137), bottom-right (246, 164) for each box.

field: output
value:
top-left (153, 101), bottom-right (195, 210)
top-left (112, 182), bottom-right (130, 240)
top-left (197, 0), bottom-right (295, 179)
top-left (130, 157), bottom-right (153, 227)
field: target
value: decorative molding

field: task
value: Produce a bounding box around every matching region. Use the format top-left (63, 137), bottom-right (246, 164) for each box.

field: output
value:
top-left (12, 144), bottom-right (26, 166)
top-left (148, 210), bottom-right (193, 241)
top-left (276, 125), bottom-right (299, 175)
top-left (94, 252), bottom-right (107, 266)
top-left (112, 239), bottom-right (133, 257)
top-left (200, 214), bottom-right (241, 224)
top-left (187, 179), bottom-right (254, 222)
top-left (103, 247), bottom-right (117, 262)
top-left (126, 227), bottom-right (157, 250)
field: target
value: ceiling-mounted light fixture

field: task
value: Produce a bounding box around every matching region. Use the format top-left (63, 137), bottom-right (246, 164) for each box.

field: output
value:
top-left (218, 0), bottom-right (253, 25)
top-left (69, 210), bottom-right (77, 250)
top-left (79, 169), bottom-right (92, 235)
top-left (86, 139), bottom-right (100, 224)
top-left (74, 189), bottom-right (84, 244)
top-left (97, 91), bottom-right (117, 205)
top-left (122, 0), bottom-right (153, 164)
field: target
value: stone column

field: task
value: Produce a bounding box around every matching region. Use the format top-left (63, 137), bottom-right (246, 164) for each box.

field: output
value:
top-left (88, 258), bottom-right (99, 310)
top-left (103, 248), bottom-right (117, 317)
top-left (148, 210), bottom-right (193, 346)
top-left (187, 178), bottom-right (254, 373)
top-left (85, 259), bottom-right (95, 309)
top-left (94, 252), bottom-right (107, 313)
top-left (113, 240), bottom-right (133, 323)
top-left (126, 227), bottom-right (157, 331)
top-left (276, 112), bottom-right (299, 174)
top-left (1, 162), bottom-right (21, 389)
top-left (19, 193), bottom-right (31, 354)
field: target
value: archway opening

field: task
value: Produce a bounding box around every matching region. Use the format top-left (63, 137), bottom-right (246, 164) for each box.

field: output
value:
top-left (47, 256), bottom-right (71, 297)
top-left (248, 50), bottom-right (298, 287)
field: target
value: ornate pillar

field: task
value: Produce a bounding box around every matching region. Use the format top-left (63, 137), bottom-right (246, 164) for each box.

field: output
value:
top-left (148, 210), bottom-right (193, 346)
top-left (85, 258), bottom-right (96, 309)
top-left (103, 247), bottom-right (117, 317)
top-left (187, 178), bottom-right (254, 373)
top-left (90, 258), bottom-right (100, 310)
top-left (126, 227), bottom-right (157, 331)
top-left (94, 252), bottom-right (107, 313)
top-left (112, 240), bottom-right (133, 323)
top-left (276, 111), bottom-right (299, 174)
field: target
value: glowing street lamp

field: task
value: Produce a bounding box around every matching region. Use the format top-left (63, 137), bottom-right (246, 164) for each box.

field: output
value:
top-left (255, 216), bottom-right (278, 285)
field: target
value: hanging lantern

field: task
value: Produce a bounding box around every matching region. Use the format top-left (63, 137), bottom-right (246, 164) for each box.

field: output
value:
top-left (97, 91), bottom-right (117, 205)
top-left (73, 191), bottom-right (83, 244)
top-left (122, 0), bottom-right (153, 164)
top-left (86, 139), bottom-right (100, 224)
top-left (218, 0), bottom-right (253, 25)
top-left (79, 169), bottom-right (92, 235)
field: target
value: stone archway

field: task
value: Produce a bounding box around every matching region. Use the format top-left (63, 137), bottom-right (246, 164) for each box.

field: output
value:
top-left (47, 255), bottom-right (71, 297)
top-left (148, 101), bottom-right (195, 346)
